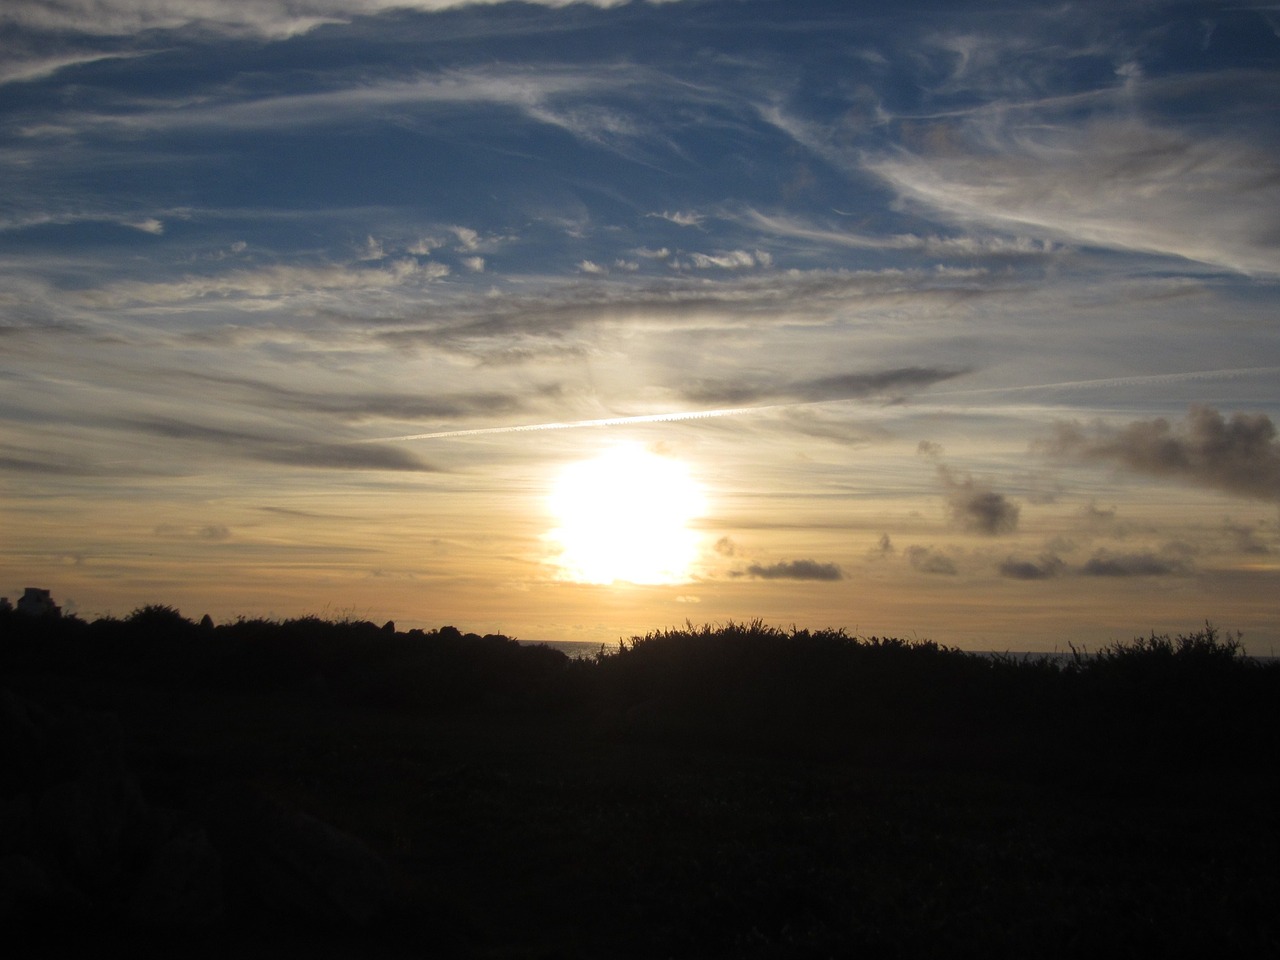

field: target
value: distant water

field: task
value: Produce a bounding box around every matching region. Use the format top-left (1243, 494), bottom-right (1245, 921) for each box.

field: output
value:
top-left (518, 641), bottom-right (1079, 662)
top-left (520, 639), bottom-right (618, 659)
top-left (520, 642), bottom-right (1277, 663)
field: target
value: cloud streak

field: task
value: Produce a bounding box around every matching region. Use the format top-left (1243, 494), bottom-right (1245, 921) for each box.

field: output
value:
top-left (681, 366), bottom-right (968, 407)
top-left (2, 0), bottom-right (650, 41)
top-left (123, 417), bottom-right (435, 472)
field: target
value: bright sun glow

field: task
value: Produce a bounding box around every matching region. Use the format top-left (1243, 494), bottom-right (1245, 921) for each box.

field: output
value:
top-left (549, 444), bottom-right (706, 584)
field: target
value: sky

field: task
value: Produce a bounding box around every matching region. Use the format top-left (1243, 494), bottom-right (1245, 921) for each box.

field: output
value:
top-left (3, 0), bottom-right (1279, 651)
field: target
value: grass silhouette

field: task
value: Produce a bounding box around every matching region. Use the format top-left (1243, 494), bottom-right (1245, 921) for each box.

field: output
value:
top-left (2, 606), bottom-right (1277, 956)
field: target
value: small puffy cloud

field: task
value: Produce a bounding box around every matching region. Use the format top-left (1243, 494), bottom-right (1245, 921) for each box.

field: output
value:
top-left (1046, 406), bottom-right (1280, 503)
top-left (714, 536), bottom-right (737, 557)
top-left (998, 554), bottom-right (1064, 580)
top-left (905, 545), bottom-right (956, 575)
top-left (689, 250), bottom-right (759, 270)
top-left (1080, 551), bottom-right (1190, 577)
top-left (408, 237), bottom-right (444, 255)
top-left (452, 226), bottom-right (480, 251)
top-left (743, 559), bottom-right (844, 581)
top-left (462, 256), bottom-right (485, 273)
top-left (578, 260), bottom-right (606, 274)
top-left (128, 218), bottom-right (164, 235)
top-left (867, 533), bottom-right (895, 560)
top-left (952, 488), bottom-right (1019, 535)
top-left (939, 466), bottom-right (1019, 535)
top-left (653, 210), bottom-right (704, 227)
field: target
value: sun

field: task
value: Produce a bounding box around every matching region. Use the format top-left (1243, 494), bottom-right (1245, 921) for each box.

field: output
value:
top-left (548, 443), bottom-right (706, 584)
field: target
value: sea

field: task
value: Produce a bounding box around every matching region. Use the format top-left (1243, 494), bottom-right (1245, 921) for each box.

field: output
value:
top-left (518, 641), bottom-right (1278, 664)
top-left (520, 639), bottom-right (619, 659)
top-left (517, 640), bottom-right (1084, 662)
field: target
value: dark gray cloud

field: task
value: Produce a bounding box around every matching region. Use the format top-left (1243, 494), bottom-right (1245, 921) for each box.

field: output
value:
top-left (190, 372), bottom-right (527, 423)
top-left (714, 536), bottom-right (737, 557)
top-left (939, 466), bottom-right (1020, 535)
top-left (260, 442), bottom-right (430, 472)
top-left (998, 554), bottom-right (1064, 580)
top-left (682, 366), bottom-right (969, 407)
top-left (125, 417), bottom-right (434, 472)
top-left (1081, 501), bottom-right (1118, 525)
top-left (905, 545), bottom-right (956, 575)
top-left (742, 559), bottom-right (845, 581)
top-left (1046, 406), bottom-right (1280, 502)
top-left (771, 409), bottom-right (894, 444)
top-left (1224, 522), bottom-right (1272, 556)
top-left (0, 449), bottom-right (95, 476)
top-left (1080, 551), bottom-right (1190, 577)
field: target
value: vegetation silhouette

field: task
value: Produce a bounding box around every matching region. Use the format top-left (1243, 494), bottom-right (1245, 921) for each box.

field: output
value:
top-left (2, 604), bottom-right (1277, 957)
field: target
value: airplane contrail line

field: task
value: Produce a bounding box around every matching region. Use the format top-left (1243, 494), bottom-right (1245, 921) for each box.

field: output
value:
top-left (358, 365), bottom-right (1280, 444)
top-left (358, 405), bottom-right (768, 443)
top-left (923, 365), bottom-right (1280, 398)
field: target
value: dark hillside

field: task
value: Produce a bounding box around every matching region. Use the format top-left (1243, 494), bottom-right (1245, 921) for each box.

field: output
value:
top-left (2, 608), bottom-right (1277, 957)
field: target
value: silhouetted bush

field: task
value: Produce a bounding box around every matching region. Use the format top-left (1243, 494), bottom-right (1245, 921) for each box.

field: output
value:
top-left (5, 606), bottom-right (1279, 956)
top-left (4, 607), bottom-right (1277, 777)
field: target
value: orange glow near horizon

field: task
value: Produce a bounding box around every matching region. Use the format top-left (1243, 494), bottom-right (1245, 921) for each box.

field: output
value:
top-left (547, 444), bottom-right (706, 585)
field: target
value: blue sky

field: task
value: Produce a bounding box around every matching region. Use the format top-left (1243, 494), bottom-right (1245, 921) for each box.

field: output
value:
top-left (3, 0), bottom-right (1279, 649)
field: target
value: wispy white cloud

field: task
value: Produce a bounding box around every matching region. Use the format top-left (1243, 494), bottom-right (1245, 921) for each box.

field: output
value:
top-left (82, 258), bottom-right (447, 308)
top-left (1, 0), bottom-right (652, 41)
top-left (16, 64), bottom-right (694, 147)
top-left (737, 209), bottom-right (1059, 258)
top-left (653, 210), bottom-right (704, 227)
top-left (687, 249), bottom-right (760, 270)
top-left (865, 117), bottom-right (1280, 276)
top-left (407, 236), bottom-right (445, 255)
top-left (0, 49), bottom-right (149, 86)
top-left (0, 210), bottom-right (168, 234)
top-left (451, 226), bottom-right (481, 251)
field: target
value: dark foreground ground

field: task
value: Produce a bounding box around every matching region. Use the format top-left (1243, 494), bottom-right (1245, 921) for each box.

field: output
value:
top-left (3, 612), bottom-right (1278, 958)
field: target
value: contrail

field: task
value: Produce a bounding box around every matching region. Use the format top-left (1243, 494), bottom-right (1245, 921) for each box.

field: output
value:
top-left (360, 365), bottom-right (1280, 444)
top-left (360, 405), bottom-right (766, 443)
top-left (923, 365), bottom-right (1280, 399)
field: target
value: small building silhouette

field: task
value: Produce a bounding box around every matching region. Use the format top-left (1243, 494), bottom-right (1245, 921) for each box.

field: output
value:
top-left (16, 587), bottom-right (60, 618)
